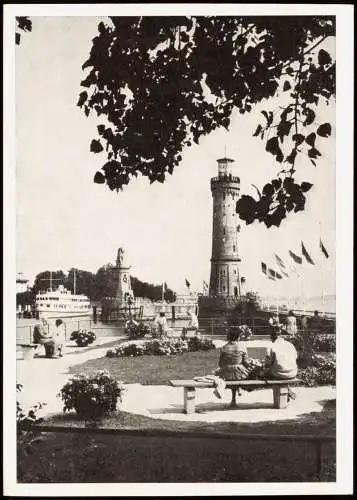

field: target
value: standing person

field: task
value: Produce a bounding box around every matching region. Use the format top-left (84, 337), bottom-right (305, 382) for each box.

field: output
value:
top-left (284, 311), bottom-right (298, 336)
top-left (182, 309), bottom-right (199, 339)
top-left (264, 326), bottom-right (298, 401)
top-left (300, 315), bottom-right (308, 333)
top-left (53, 319), bottom-right (66, 357)
top-left (308, 310), bottom-right (321, 334)
top-left (153, 311), bottom-right (169, 338)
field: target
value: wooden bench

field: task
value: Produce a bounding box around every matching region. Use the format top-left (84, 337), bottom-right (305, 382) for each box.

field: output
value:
top-left (169, 379), bottom-right (301, 414)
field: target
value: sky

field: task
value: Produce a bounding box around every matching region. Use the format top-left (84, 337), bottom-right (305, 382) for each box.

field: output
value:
top-left (16, 16), bottom-right (336, 299)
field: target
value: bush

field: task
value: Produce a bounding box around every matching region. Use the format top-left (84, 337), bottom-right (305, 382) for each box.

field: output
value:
top-left (70, 329), bottom-right (96, 347)
top-left (107, 342), bottom-right (147, 358)
top-left (105, 337), bottom-right (216, 358)
top-left (17, 383), bottom-right (46, 457)
top-left (311, 334), bottom-right (336, 353)
top-left (146, 338), bottom-right (189, 356)
top-left (58, 370), bottom-right (125, 420)
top-left (124, 320), bottom-right (151, 338)
top-left (298, 354), bottom-right (336, 387)
top-left (187, 337), bottom-right (216, 352)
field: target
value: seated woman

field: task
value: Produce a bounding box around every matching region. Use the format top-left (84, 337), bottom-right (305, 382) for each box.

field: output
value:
top-left (204, 326), bottom-right (250, 400)
top-left (215, 326), bottom-right (250, 382)
top-left (194, 326), bottom-right (257, 402)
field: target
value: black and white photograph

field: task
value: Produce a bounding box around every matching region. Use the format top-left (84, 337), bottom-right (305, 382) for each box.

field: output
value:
top-left (3, 3), bottom-right (353, 496)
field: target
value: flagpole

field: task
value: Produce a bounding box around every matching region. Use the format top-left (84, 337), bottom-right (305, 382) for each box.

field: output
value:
top-left (319, 224), bottom-right (325, 311)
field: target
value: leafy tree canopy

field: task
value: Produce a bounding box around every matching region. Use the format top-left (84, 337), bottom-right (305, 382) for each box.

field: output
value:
top-left (79, 15), bottom-right (335, 228)
top-left (16, 17), bottom-right (32, 45)
top-left (31, 266), bottom-right (176, 302)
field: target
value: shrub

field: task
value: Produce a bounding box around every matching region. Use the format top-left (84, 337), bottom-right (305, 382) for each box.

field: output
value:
top-left (311, 334), bottom-right (336, 353)
top-left (105, 337), bottom-right (217, 358)
top-left (17, 383), bottom-right (46, 456)
top-left (298, 354), bottom-right (336, 387)
top-left (70, 329), bottom-right (96, 347)
top-left (124, 320), bottom-right (151, 338)
top-left (187, 337), bottom-right (216, 352)
top-left (58, 370), bottom-right (125, 420)
top-left (146, 338), bottom-right (189, 356)
top-left (107, 342), bottom-right (147, 358)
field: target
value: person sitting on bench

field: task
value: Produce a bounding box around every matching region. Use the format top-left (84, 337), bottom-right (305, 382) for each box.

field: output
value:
top-left (194, 326), bottom-right (251, 399)
top-left (33, 318), bottom-right (55, 356)
top-left (264, 326), bottom-right (298, 402)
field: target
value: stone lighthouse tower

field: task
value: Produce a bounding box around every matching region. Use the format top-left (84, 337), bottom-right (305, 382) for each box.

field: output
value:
top-left (209, 158), bottom-right (242, 300)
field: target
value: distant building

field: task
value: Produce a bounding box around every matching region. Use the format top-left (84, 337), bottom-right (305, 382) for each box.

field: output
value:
top-left (16, 272), bottom-right (29, 294)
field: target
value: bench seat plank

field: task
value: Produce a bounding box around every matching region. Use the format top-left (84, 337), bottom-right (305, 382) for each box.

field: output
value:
top-left (170, 379), bottom-right (300, 388)
top-left (170, 378), bottom-right (301, 413)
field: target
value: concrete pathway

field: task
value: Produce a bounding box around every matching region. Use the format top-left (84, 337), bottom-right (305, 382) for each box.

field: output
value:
top-left (17, 338), bottom-right (336, 425)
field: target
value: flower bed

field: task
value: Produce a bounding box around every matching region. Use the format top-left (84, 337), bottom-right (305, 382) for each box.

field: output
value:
top-left (298, 353), bottom-right (336, 387)
top-left (124, 320), bottom-right (151, 338)
top-left (58, 370), bottom-right (125, 420)
top-left (106, 337), bottom-right (216, 358)
top-left (70, 329), bottom-right (96, 347)
top-left (311, 334), bottom-right (336, 353)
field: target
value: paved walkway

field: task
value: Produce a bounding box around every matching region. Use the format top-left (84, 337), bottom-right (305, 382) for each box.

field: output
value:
top-left (17, 338), bottom-right (336, 425)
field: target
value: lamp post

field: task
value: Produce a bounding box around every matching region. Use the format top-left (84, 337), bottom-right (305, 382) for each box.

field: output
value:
top-left (127, 295), bottom-right (133, 321)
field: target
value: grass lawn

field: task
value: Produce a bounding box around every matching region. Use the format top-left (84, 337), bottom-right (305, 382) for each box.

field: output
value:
top-left (68, 348), bottom-right (220, 384)
top-left (18, 346), bottom-right (336, 483)
top-left (18, 402), bottom-right (336, 483)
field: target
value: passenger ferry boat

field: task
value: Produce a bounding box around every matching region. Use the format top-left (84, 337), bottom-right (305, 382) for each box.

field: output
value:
top-left (35, 272), bottom-right (91, 318)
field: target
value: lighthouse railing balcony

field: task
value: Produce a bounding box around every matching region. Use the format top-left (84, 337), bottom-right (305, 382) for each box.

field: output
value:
top-left (211, 174), bottom-right (240, 184)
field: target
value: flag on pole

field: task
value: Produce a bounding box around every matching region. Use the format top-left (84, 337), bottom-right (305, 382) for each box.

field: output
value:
top-left (289, 250), bottom-right (302, 265)
top-left (268, 269), bottom-right (276, 280)
top-left (261, 262), bottom-right (267, 275)
top-left (301, 241), bottom-right (315, 264)
top-left (275, 254), bottom-right (286, 269)
top-left (320, 239), bottom-right (329, 258)
top-left (185, 279), bottom-right (190, 288)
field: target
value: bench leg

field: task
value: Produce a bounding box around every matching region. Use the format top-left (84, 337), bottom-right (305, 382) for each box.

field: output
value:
top-left (273, 386), bottom-right (289, 409)
top-left (184, 387), bottom-right (196, 414)
top-left (229, 388), bottom-right (239, 408)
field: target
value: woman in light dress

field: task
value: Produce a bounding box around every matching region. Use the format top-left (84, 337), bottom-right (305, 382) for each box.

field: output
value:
top-left (53, 319), bottom-right (66, 357)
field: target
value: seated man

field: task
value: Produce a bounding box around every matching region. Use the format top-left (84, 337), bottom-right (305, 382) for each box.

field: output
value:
top-left (264, 326), bottom-right (298, 401)
top-left (33, 318), bottom-right (55, 356)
